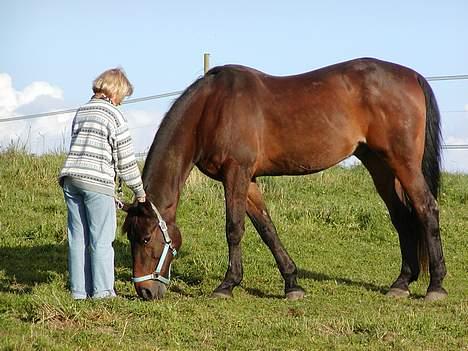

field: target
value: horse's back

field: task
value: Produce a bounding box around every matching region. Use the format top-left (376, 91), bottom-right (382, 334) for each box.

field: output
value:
top-left (200, 58), bottom-right (426, 176)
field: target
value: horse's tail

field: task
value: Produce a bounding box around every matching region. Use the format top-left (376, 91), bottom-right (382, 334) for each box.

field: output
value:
top-left (419, 75), bottom-right (442, 200)
top-left (415, 75), bottom-right (443, 274)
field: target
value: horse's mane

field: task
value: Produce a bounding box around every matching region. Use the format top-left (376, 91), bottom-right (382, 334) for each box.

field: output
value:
top-left (122, 201), bottom-right (154, 237)
top-left (157, 76), bottom-right (205, 133)
top-left (122, 204), bottom-right (143, 237)
top-left (141, 73), bottom-right (214, 181)
top-left (153, 67), bottom-right (229, 139)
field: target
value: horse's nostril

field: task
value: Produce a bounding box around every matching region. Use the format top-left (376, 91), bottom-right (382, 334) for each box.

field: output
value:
top-left (137, 282), bottom-right (167, 300)
top-left (154, 283), bottom-right (167, 300)
top-left (140, 287), bottom-right (153, 300)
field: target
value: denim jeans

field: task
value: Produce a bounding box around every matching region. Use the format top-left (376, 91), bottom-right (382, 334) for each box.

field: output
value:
top-left (63, 178), bottom-right (117, 299)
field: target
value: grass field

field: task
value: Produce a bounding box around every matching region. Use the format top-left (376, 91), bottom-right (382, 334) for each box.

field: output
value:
top-left (0, 150), bottom-right (467, 350)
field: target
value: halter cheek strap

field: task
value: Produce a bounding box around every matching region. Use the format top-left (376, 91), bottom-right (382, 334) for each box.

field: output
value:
top-left (131, 243), bottom-right (176, 284)
top-left (131, 202), bottom-right (177, 285)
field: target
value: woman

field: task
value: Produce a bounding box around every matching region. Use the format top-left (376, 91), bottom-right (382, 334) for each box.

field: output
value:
top-left (59, 68), bottom-right (146, 299)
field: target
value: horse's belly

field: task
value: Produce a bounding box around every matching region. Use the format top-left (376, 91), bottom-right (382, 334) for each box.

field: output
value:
top-left (257, 136), bottom-right (358, 176)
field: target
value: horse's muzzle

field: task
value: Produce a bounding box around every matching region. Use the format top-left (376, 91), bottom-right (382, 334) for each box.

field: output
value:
top-left (137, 281), bottom-right (167, 300)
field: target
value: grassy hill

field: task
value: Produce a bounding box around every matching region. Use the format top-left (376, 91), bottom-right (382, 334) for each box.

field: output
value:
top-left (0, 150), bottom-right (467, 350)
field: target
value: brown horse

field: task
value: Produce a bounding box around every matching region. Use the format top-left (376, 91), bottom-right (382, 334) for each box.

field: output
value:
top-left (123, 57), bottom-right (447, 302)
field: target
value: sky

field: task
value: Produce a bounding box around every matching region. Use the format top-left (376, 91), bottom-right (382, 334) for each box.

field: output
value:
top-left (0, 1), bottom-right (467, 172)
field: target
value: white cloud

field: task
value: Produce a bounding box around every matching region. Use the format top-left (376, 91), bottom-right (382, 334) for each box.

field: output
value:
top-left (125, 109), bottom-right (163, 129)
top-left (0, 74), bottom-right (166, 155)
top-left (0, 73), bottom-right (71, 153)
top-left (0, 73), bottom-right (63, 116)
top-left (19, 81), bottom-right (63, 108)
top-left (124, 109), bottom-right (165, 153)
top-left (0, 74), bottom-right (20, 116)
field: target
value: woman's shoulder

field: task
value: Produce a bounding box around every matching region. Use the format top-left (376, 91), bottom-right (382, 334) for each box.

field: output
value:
top-left (82, 98), bottom-right (126, 125)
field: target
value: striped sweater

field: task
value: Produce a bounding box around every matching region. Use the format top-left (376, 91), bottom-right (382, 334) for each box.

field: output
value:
top-left (59, 98), bottom-right (145, 198)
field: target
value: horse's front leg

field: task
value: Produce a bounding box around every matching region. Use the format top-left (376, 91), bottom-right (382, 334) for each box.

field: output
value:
top-left (212, 163), bottom-right (251, 298)
top-left (246, 182), bottom-right (305, 300)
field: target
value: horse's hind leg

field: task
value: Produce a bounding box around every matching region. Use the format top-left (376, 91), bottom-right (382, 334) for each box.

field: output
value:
top-left (356, 147), bottom-right (420, 298)
top-left (389, 161), bottom-right (447, 301)
top-left (212, 161), bottom-right (251, 298)
top-left (246, 181), bottom-right (305, 300)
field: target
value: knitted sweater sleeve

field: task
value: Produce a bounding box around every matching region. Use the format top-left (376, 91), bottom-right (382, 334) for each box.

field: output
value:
top-left (111, 111), bottom-right (145, 198)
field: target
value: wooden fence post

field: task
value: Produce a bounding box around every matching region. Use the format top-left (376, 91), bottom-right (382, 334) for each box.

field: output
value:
top-left (204, 53), bottom-right (210, 74)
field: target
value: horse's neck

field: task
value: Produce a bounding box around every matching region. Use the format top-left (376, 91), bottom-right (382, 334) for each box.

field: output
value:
top-left (143, 152), bottom-right (193, 222)
top-left (142, 76), bottom-right (208, 220)
top-left (142, 123), bottom-right (196, 222)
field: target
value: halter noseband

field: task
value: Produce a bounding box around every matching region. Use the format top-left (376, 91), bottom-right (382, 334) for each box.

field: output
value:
top-left (131, 202), bottom-right (177, 285)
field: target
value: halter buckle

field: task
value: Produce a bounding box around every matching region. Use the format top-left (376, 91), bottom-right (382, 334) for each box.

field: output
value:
top-left (159, 220), bottom-right (168, 233)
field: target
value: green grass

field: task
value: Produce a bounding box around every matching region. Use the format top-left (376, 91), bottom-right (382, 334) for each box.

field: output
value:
top-left (0, 150), bottom-right (467, 350)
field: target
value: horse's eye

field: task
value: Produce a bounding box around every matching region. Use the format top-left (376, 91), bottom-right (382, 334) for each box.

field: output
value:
top-left (142, 237), bottom-right (151, 245)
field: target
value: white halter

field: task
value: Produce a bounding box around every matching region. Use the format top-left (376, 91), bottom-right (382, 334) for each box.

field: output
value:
top-left (131, 202), bottom-right (177, 285)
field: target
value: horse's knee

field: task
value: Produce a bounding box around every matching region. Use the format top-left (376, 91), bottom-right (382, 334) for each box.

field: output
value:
top-left (226, 220), bottom-right (245, 245)
top-left (415, 194), bottom-right (438, 219)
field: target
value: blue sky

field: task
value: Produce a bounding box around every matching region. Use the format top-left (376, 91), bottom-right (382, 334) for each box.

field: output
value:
top-left (1, 1), bottom-right (467, 172)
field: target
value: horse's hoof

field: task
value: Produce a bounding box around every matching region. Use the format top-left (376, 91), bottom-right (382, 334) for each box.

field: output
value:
top-left (385, 288), bottom-right (410, 298)
top-left (425, 290), bottom-right (448, 302)
top-left (211, 290), bottom-right (233, 299)
top-left (286, 289), bottom-right (305, 301)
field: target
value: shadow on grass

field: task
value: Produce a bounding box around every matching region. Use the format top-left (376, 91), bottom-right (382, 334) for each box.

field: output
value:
top-left (298, 268), bottom-right (389, 295)
top-left (243, 287), bottom-right (284, 299)
top-left (241, 269), bottom-right (389, 299)
top-left (0, 243), bottom-right (67, 293)
top-left (0, 243), bottom-right (391, 299)
top-left (0, 241), bottom-right (134, 294)
top-left (167, 267), bottom-right (390, 300)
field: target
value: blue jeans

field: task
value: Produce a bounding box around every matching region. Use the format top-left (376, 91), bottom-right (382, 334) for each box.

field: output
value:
top-left (63, 178), bottom-right (117, 299)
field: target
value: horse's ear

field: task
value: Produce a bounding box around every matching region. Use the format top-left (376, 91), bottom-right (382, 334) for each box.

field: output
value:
top-left (120, 202), bottom-right (132, 212)
top-left (119, 201), bottom-right (146, 214)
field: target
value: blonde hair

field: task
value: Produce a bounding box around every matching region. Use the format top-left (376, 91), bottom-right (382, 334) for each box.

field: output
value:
top-left (92, 68), bottom-right (134, 103)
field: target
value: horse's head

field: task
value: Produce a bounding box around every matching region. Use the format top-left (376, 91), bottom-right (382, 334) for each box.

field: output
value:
top-left (122, 201), bottom-right (181, 300)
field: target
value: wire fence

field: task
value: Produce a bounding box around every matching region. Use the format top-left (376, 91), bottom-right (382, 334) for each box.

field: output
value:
top-left (1, 74), bottom-right (467, 123)
top-left (0, 90), bottom-right (185, 123)
top-left (1, 74), bottom-right (467, 154)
